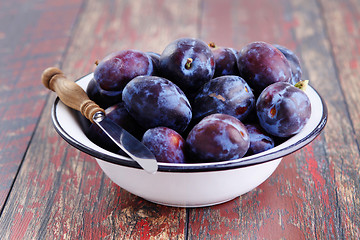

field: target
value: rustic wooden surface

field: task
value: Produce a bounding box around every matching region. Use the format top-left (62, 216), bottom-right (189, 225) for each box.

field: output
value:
top-left (0, 0), bottom-right (359, 239)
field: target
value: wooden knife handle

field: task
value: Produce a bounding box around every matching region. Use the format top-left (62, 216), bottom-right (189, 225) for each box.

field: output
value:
top-left (41, 67), bottom-right (104, 123)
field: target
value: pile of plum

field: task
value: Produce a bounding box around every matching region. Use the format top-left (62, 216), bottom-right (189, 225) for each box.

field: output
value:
top-left (83, 38), bottom-right (311, 164)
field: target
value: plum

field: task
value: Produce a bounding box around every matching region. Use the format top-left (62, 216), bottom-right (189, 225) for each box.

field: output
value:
top-left (146, 52), bottom-right (161, 75)
top-left (159, 38), bottom-right (215, 95)
top-left (186, 113), bottom-right (250, 162)
top-left (274, 44), bottom-right (302, 85)
top-left (237, 41), bottom-right (292, 93)
top-left (256, 82), bottom-right (311, 137)
top-left (86, 78), bottom-right (122, 109)
top-left (122, 75), bottom-right (192, 133)
top-left (245, 124), bottom-right (275, 155)
top-left (192, 75), bottom-right (255, 122)
top-left (209, 42), bottom-right (239, 77)
top-left (94, 49), bottom-right (154, 91)
top-left (142, 127), bottom-right (186, 163)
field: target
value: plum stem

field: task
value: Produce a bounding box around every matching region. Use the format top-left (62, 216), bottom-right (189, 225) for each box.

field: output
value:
top-left (294, 80), bottom-right (309, 91)
top-left (208, 42), bottom-right (216, 48)
top-left (95, 60), bottom-right (99, 66)
top-left (185, 58), bottom-right (193, 69)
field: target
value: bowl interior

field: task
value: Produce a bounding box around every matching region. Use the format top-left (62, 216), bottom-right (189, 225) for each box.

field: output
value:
top-left (52, 73), bottom-right (327, 172)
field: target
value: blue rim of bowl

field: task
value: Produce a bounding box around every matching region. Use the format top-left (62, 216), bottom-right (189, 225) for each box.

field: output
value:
top-left (52, 75), bottom-right (328, 173)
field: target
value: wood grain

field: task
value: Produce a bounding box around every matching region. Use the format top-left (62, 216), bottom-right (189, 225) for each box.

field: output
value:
top-left (0, 0), bottom-right (359, 239)
top-left (317, 0), bottom-right (360, 237)
top-left (41, 67), bottom-right (104, 122)
top-left (0, 0), bottom-right (200, 239)
top-left (187, 0), bottom-right (360, 239)
top-left (0, 0), bottom-right (84, 210)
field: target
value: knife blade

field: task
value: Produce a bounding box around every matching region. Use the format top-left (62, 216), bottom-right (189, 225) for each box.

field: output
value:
top-left (92, 111), bottom-right (158, 173)
top-left (41, 67), bottom-right (158, 174)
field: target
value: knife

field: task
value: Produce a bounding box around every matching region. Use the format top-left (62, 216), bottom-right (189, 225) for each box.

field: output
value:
top-left (41, 67), bottom-right (158, 174)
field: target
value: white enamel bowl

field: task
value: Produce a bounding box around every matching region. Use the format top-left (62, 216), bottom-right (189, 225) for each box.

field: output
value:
top-left (52, 73), bottom-right (327, 208)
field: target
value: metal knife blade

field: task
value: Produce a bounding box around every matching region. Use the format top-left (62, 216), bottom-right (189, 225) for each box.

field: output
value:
top-left (93, 111), bottom-right (158, 174)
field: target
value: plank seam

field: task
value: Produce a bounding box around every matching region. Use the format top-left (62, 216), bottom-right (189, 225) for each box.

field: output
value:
top-left (185, 208), bottom-right (190, 239)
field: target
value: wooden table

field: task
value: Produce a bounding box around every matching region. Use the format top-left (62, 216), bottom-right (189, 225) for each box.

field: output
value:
top-left (0, 0), bottom-right (359, 239)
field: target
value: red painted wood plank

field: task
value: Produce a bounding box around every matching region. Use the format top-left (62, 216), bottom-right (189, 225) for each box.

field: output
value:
top-left (294, 0), bottom-right (360, 237)
top-left (1, 0), bottom-right (359, 239)
top-left (0, 0), bottom-right (201, 239)
top-left (0, 0), bottom-right (84, 210)
top-left (187, 0), bottom-right (360, 239)
top-left (318, 0), bottom-right (360, 237)
top-left (199, 0), bottom-right (299, 50)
